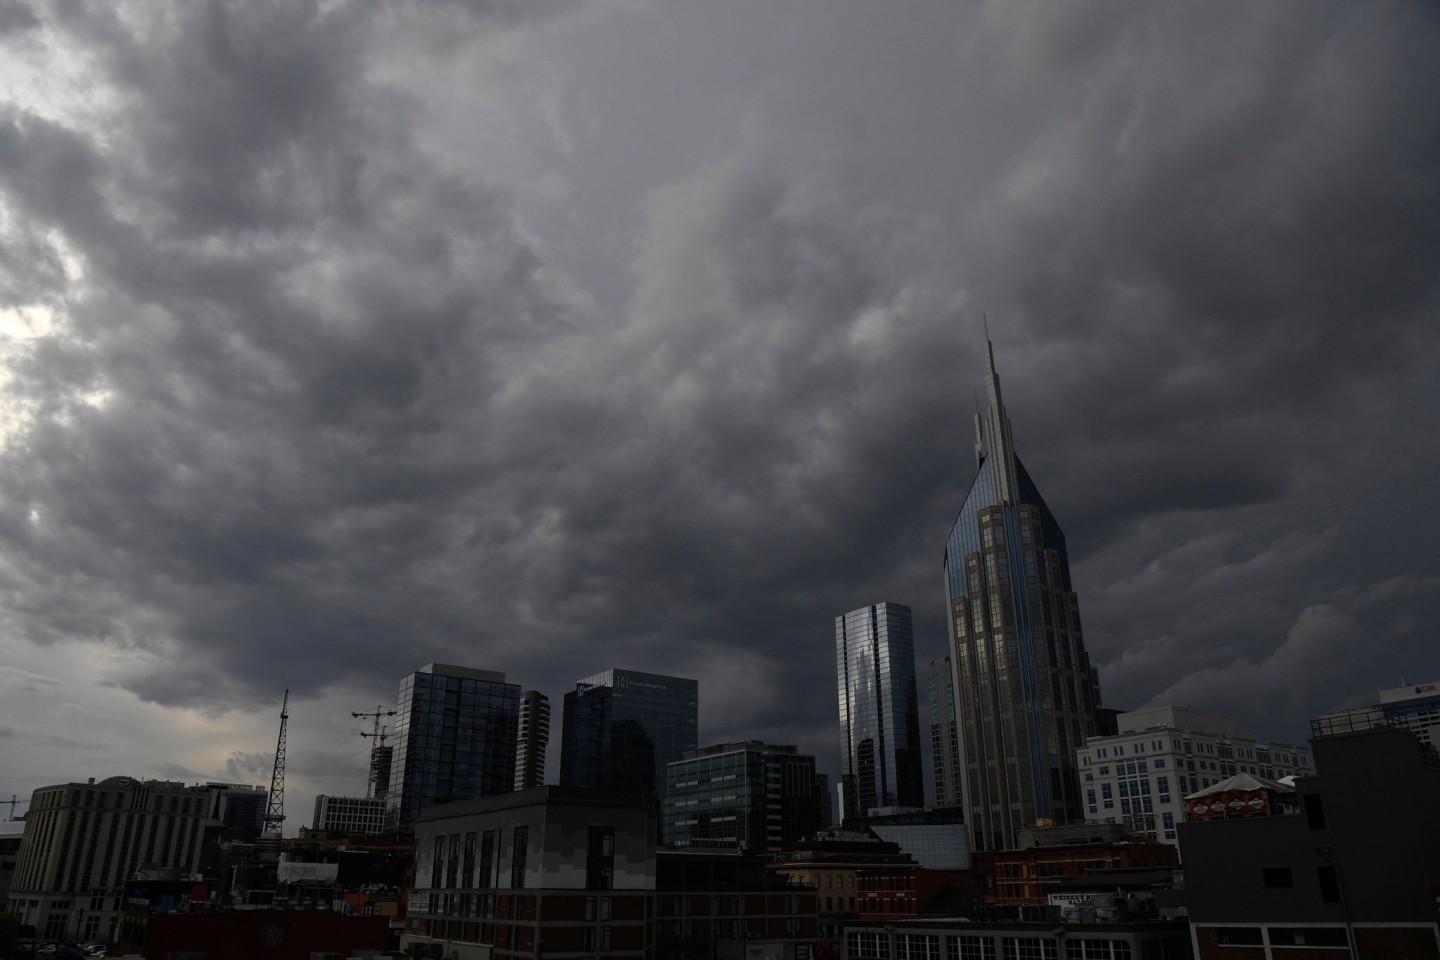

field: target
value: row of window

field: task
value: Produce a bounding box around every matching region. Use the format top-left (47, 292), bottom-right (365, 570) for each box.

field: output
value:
top-left (850, 931), bottom-right (1150, 960)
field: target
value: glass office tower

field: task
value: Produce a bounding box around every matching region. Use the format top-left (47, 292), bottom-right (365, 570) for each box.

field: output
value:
top-left (927, 656), bottom-right (964, 809)
top-left (943, 342), bottom-right (1102, 852)
top-left (386, 663), bottom-right (521, 837)
top-left (663, 741), bottom-right (826, 853)
top-left (559, 669), bottom-right (699, 806)
top-left (836, 602), bottom-right (924, 821)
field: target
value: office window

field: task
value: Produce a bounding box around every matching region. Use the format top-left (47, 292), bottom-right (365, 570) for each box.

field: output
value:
top-left (1304, 794), bottom-right (1326, 830)
top-left (1316, 866), bottom-right (1340, 904)
top-left (587, 825), bottom-right (615, 890)
top-left (510, 826), bottom-right (529, 889)
top-left (1261, 867), bottom-right (1293, 888)
top-left (1267, 928), bottom-right (1348, 947)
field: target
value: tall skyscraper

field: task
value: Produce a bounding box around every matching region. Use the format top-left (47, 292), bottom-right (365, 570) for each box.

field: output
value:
top-left (943, 342), bottom-right (1102, 851)
top-left (386, 663), bottom-right (521, 837)
top-left (559, 669), bottom-right (698, 806)
top-left (926, 656), bottom-right (963, 808)
top-left (835, 602), bottom-right (924, 821)
top-left (514, 689), bottom-right (551, 790)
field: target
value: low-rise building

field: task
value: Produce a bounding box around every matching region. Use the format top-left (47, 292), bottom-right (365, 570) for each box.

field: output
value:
top-left (1180, 722), bottom-right (1440, 959)
top-left (655, 848), bottom-right (820, 960)
top-left (769, 832), bottom-right (911, 939)
top-left (405, 786), bottom-right (656, 960)
top-left (842, 916), bottom-right (1194, 960)
top-left (855, 864), bottom-right (975, 921)
top-left (117, 908), bottom-right (390, 960)
top-left (987, 823), bottom-right (1178, 907)
top-left (1076, 706), bottom-right (1311, 847)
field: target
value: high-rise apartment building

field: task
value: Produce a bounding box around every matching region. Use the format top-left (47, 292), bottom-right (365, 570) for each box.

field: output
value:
top-left (205, 781), bottom-right (267, 842)
top-left (514, 689), bottom-right (551, 790)
top-left (926, 657), bottom-right (963, 809)
top-left (835, 602), bottom-right (924, 821)
top-left (7, 777), bottom-right (224, 942)
top-left (943, 343), bottom-right (1102, 851)
top-left (663, 741), bottom-right (827, 853)
top-left (312, 795), bottom-right (388, 836)
top-left (559, 669), bottom-right (698, 809)
top-left (1077, 706), bottom-right (1311, 849)
top-left (386, 663), bottom-right (521, 837)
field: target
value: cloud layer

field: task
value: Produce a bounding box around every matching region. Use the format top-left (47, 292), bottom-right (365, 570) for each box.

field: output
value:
top-left (0, 0), bottom-right (1437, 817)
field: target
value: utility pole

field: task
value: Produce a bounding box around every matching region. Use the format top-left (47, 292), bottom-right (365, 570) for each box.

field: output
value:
top-left (353, 706), bottom-right (397, 800)
top-left (4, 794), bottom-right (26, 820)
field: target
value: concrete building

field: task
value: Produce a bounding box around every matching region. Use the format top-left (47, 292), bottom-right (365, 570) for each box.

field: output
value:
top-left (514, 689), bottom-right (551, 791)
top-left (663, 742), bottom-right (826, 854)
top-left (926, 656), bottom-right (964, 809)
top-left (405, 787), bottom-right (657, 960)
top-left (1378, 680), bottom-right (1440, 748)
top-left (311, 794), bottom-right (387, 836)
top-left (0, 823), bottom-right (20, 906)
top-left (559, 669), bottom-right (699, 815)
top-left (1316, 679), bottom-right (1440, 750)
top-left (6, 777), bottom-right (225, 943)
top-left (842, 916), bottom-right (1194, 960)
top-left (1077, 706), bottom-right (1312, 848)
top-left (386, 662), bottom-right (522, 838)
top-left (1180, 723), bottom-right (1440, 959)
top-left (836, 601), bottom-right (925, 820)
top-left (942, 342), bottom-right (1104, 852)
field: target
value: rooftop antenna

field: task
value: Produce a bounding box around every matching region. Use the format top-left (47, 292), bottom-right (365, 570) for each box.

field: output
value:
top-left (262, 690), bottom-right (289, 839)
top-left (354, 705), bottom-right (397, 799)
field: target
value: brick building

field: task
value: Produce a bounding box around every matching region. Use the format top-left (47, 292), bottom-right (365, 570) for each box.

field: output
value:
top-left (986, 823), bottom-right (1178, 906)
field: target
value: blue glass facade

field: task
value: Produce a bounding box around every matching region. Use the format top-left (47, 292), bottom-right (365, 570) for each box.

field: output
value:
top-left (386, 663), bottom-right (521, 837)
top-left (559, 669), bottom-right (699, 808)
top-left (836, 602), bottom-right (925, 820)
top-left (943, 345), bottom-right (1101, 851)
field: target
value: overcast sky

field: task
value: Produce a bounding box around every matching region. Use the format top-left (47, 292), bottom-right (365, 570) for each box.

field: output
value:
top-left (1, 0), bottom-right (1437, 831)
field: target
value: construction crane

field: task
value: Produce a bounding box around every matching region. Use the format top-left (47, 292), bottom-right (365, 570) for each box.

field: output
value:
top-left (262, 689), bottom-right (289, 839)
top-left (353, 705), bottom-right (397, 800)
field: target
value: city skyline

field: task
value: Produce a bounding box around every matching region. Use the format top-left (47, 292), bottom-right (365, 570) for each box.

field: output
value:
top-left (0, 2), bottom-right (1437, 830)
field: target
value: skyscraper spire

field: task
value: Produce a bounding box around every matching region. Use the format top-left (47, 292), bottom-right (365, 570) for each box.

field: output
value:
top-left (974, 336), bottom-right (1019, 504)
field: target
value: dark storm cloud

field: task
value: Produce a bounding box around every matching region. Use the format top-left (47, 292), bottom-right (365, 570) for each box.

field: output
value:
top-left (0, 0), bottom-right (589, 706)
top-left (0, 0), bottom-right (1436, 798)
